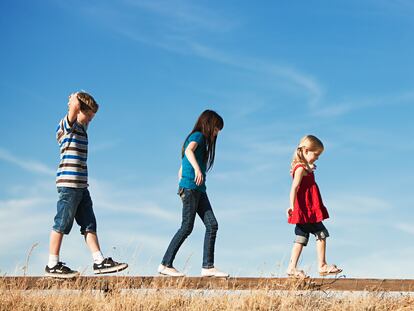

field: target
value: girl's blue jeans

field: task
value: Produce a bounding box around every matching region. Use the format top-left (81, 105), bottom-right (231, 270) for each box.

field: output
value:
top-left (161, 188), bottom-right (218, 269)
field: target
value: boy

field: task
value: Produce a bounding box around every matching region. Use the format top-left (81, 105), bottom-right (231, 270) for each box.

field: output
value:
top-left (45, 92), bottom-right (127, 278)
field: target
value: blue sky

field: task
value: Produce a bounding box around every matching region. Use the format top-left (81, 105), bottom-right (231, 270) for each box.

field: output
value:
top-left (1, 0), bottom-right (413, 278)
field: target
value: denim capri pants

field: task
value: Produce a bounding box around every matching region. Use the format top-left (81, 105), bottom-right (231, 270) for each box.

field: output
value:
top-left (294, 222), bottom-right (329, 246)
top-left (53, 187), bottom-right (97, 235)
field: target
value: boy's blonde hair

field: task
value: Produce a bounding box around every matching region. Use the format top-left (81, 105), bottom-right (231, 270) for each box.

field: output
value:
top-left (77, 92), bottom-right (99, 113)
top-left (291, 135), bottom-right (324, 172)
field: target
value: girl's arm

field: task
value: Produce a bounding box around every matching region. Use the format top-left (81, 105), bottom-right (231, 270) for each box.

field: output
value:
top-left (185, 141), bottom-right (204, 186)
top-left (178, 165), bottom-right (182, 181)
top-left (287, 166), bottom-right (305, 218)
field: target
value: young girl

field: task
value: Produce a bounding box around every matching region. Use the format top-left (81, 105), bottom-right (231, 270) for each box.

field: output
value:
top-left (286, 135), bottom-right (342, 278)
top-left (158, 110), bottom-right (229, 277)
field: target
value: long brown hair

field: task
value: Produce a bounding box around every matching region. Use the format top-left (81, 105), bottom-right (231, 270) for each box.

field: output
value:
top-left (182, 110), bottom-right (224, 171)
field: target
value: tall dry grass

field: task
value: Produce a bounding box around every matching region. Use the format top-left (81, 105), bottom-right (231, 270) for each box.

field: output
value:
top-left (1, 285), bottom-right (413, 311)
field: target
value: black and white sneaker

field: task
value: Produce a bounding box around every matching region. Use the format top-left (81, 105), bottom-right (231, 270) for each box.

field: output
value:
top-left (93, 257), bottom-right (128, 274)
top-left (44, 262), bottom-right (79, 279)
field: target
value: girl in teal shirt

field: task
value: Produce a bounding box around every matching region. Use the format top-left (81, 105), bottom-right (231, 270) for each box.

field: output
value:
top-left (158, 110), bottom-right (228, 277)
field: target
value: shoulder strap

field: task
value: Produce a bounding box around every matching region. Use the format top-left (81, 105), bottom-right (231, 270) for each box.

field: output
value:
top-left (291, 164), bottom-right (305, 177)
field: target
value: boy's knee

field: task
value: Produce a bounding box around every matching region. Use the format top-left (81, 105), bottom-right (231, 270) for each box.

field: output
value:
top-left (53, 219), bottom-right (74, 235)
top-left (53, 209), bottom-right (75, 234)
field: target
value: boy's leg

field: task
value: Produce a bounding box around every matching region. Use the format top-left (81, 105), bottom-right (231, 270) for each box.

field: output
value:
top-left (50, 187), bottom-right (81, 258)
top-left (75, 189), bottom-right (102, 260)
top-left (76, 189), bottom-right (127, 274)
top-left (84, 231), bottom-right (101, 253)
top-left (49, 230), bottom-right (64, 256)
top-left (84, 232), bottom-right (104, 264)
top-left (46, 188), bottom-right (82, 278)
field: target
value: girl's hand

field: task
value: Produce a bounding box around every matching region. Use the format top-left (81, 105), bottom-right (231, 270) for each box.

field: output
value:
top-left (286, 207), bottom-right (293, 218)
top-left (194, 169), bottom-right (204, 186)
top-left (178, 166), bottom-right (182, 181)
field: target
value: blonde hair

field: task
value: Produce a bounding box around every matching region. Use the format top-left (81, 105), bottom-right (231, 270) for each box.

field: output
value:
top-left (291, 135), bottom-right (324, 173)
top-left (77, 92), bottom-right (99, 113)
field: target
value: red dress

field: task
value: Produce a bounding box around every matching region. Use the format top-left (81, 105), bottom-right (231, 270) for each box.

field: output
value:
top-left (288, 164), bottom-right (329, 224)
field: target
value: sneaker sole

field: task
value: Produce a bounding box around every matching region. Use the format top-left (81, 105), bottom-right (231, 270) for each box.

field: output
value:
top-left (201, 274), bottom-right (229, 278)
top-left (158, 271), bottom-right (185, 277)
top-left (94, 263), bottom-right (128, 274)
top-left (44, 272), bottom-right (79, 279)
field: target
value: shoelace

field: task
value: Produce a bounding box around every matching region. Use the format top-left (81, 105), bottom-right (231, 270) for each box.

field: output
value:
top-left (56, 262), bottom-right (71, 271)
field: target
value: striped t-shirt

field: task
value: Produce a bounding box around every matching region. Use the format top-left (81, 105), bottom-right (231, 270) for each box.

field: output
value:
top-left (55, 115), bottom-right (89, 188)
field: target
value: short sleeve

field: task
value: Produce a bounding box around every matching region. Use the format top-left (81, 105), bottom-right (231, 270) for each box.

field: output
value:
top-left (188, 132), bottom-right (204, 145)
top-left (56, 115), bottom-right (74, 143)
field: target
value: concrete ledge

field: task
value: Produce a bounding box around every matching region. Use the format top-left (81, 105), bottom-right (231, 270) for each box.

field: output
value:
top-left (2, 276), bottom-right (414, 292)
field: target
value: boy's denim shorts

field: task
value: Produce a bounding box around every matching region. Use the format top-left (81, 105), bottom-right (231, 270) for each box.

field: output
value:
top-left (52, 187), bottom-right (97, 235)
top-left (294, 222), bottom-right (329, 246)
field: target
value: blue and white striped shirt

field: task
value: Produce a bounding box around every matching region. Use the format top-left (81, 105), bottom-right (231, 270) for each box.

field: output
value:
top-left (56, 115), bottom-right (89, 188)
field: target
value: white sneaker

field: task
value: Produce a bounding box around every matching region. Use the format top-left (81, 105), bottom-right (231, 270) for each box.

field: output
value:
top-left (157, 264), bottom-right (185, 277)
top-left (201, 267), bottom-right (229, 277)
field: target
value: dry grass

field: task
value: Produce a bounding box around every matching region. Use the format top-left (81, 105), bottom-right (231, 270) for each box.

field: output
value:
top-left (1, 281), bottom-right (413, 311)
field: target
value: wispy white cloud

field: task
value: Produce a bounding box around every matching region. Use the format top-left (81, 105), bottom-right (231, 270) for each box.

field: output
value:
top-left (124, 0), bottom-right (239, 33)
top-left (189, 43), bottom-right (324, 108)
top-left (88, 178), bottom-right (178, 222)
top-left (89, 140), bottom-right (121, 153)
top-left (0, 197), bottom-right (53, 218)
top-left (96, 198), bottom-right (178, 222)
top-left (58, 1), bottom-right (325, 110)
top-left (0, 146), bottom-right (177, 223)
top-left (342, 247), bottom-right (414, 278)
top-left (394, 223), bottom-right (414, 235)
top-left (312, 90), bottom-right (414, 118)
top-left (0, 148), bottom-right (55, 176)
top-left (325, 194), bottom-right (392, 215)
top-left (373, 0), bottom-right (414, 17)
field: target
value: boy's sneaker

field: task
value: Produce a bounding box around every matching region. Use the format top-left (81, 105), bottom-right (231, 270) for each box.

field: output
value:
top-left (44, 262), bottom-right (79, 279)
top-left (93, 257), bottom-right (128, 274)
top-left (157, 264), bottom-right (185, 277)
top-left (201, 267), bottom-right (229, 277)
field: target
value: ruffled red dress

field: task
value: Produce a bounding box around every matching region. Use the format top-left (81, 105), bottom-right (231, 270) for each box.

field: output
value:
top-left (288, 164), bottom-right (329, 224)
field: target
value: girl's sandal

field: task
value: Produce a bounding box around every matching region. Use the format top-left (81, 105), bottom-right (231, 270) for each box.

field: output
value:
top-left (319, 264), bottom-right (342, 276)
top-left (287, 269), bottom-right (309, 279)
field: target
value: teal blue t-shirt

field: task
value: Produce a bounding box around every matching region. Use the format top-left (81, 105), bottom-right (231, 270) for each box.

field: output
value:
top-left (179, 131), bottom-right (207, 192)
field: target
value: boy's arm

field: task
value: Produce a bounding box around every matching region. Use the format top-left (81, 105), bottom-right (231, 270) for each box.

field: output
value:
top-left (287, 166), bottom-right (305, 218)
top-left (185, 141), bottom-right (203, 186)
top-left (56, 93), bottom-right (82, 143)
top-left (67, 93), bottom-right (81, 126)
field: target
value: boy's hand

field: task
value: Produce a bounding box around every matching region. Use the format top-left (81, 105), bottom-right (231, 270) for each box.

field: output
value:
top-left (68, 93), bottom-right (81, 112)
top-left (286, 207), bottom-right (293, 218)
top-left (67, 93), bottom-right (81, 125)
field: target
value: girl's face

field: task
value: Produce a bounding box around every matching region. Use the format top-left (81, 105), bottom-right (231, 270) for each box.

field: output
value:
top-left (304, 148), bottom-right (322, 164)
